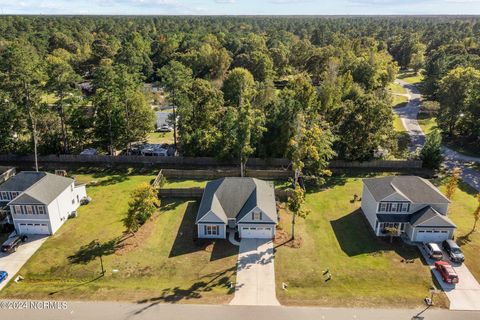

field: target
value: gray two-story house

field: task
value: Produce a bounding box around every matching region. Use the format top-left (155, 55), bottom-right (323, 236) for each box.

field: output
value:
top-left (361, 176), bottom-right (456, 243)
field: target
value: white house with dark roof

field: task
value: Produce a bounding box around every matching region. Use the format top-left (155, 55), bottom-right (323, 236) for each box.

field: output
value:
top-left (0, 171), bottom-right (87, 235)
top-left (196, 177), bottom-right (278, 239)
top-left (361, 176), bottom-right (456, 243)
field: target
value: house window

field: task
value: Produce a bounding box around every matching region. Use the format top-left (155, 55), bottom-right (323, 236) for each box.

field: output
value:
top-left (11, 192), bottom-right (19, 199)
top-left (205, 225), bottom-right (219, 236)
top-left (378, 203), bottom-right (387, 212)
top-left (26, 205), bottom-right (33, 214)
top-left (0, 192), bottom-right (7, 200)
top-left (400, 203), bottom-right (410, 212)
top-left (252, 210), bottom-right (262, 221)
top-left (14, 205), bottom-right (22, 214)
top-left (37, 206), bottom-right (45, 215)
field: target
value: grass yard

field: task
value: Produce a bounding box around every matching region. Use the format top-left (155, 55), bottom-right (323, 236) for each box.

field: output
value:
top-left (393, 114), bottom-right (405, 132)
top-left (147, 131), bottom-right (174, 144)
top-left (417, 115), bottom-right (438, 135)
top-left (275, 174), bottom-right (449, 308)
top-left (392, 94), bottom-right (408, 108)
top-left (388, 82), bottom-right (407, 95)
top-left (398, 71), bottom-right (424, 85)
top-left (0, 172), bottom-right (238, 303)
top-left (163, 179), bottom-right (209, 188)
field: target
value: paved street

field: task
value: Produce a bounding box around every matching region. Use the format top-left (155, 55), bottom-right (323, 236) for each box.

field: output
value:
top-left (230, 238), bottom-right (279, 306)
top-left (418, 244), bottom-right (480, 311)
top-left (0, 234), bottom-right (48, 291)
top-left (0, 301), bottom-right (479, 320)
top-left (394, 79), bottom-right (480, 192)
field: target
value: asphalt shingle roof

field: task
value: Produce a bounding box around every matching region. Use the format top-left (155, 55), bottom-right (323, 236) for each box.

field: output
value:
top-left (5, 172), bottom-right (74, 206)
top-left (410, 206), bottom-right (456, 228)
top-left (196, 177), bottom-right (277, 224)
top-left (363, 176), bottom-right (450, 204)
top-left (376, 214), bottom-right (412, 223)
top-left (0, 171), bottom-right (46, 192)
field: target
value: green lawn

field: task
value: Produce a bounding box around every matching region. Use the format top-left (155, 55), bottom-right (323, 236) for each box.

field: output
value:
top-left (398, 71), bottom-right (424, 85)
top-left (417, 115), bottom-right (438, 135)
top-left (388, 82), bottom-right (407, 95)
top-left (392, 94), bottom-right (408, 108)
top-left (147, 131), bottom-right (174, 144)
top-left (275, 175), bottom-right (452, 308)
top-left (0, 173), bottom-right (237, 303)
top-left (393, 114), bottom-right (405, 132)
top-left (163, 179), bottom-right (209, 189)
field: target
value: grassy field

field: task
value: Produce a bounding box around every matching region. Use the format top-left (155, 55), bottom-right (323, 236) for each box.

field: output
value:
top-left (388, 82), bottom-right (407, 95)
top-left (393, 114), bottom-right (405, 132)
top-left (417, 115), bottom-right (437, 135)
top-left (392, 94), bottom-right (408, 108)
top-left (147, 131), bottom-right (174, 144)
top-left (163, 179), bottom-right (209, 188)
top-left (275, 174), bottom-right (466, 308)
top-left (0, 172), bottom-right (238, 303)
top-left (398, 71), bottom-right (424, 85)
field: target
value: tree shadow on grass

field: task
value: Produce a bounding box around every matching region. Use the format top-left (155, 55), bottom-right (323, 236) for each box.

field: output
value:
top-left (68, 234), bottom-right (132, 264)
top-left (330, 209), bottom-right (420, 261)
top-left (134, 267), bottom-right (235, 315)
top-left (167, 200), bottom-right (238, 261)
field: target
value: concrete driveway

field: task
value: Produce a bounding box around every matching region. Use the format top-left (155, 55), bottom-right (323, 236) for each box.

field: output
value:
top-left (418, 244), bottom-right (480, 311)
top-left (230, 238), bottom-right (279, 306)
top-left (0, 234), bottom-right (48, 291)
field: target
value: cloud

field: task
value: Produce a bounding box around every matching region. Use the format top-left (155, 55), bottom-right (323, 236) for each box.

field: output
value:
top-left (215, 0), bottom-right (236, 3)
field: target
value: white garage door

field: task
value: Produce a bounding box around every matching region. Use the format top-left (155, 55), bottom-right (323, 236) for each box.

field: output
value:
top-left (18, 223), bottom-right (50, 235)
top-left (415, 229), bottom-right (450, 243)
top-left (241, 226), bottom-right (273, 239)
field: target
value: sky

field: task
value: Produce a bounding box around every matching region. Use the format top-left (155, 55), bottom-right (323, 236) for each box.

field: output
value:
top-left (1, 0), bottom-right (480, 15)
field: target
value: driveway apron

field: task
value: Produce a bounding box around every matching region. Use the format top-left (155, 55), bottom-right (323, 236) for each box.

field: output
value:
top-left (418, 244), bottom-right (480, 311)
top-left (0, 234), bottom-right (48, 291)
top-left (230, 238), bottom-right (280, 306)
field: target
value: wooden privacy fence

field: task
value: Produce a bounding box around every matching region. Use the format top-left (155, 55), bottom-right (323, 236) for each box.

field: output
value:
top-left (0, 154), bottom-right (422, 170)
top-left (159, 188), bottom-right (205, 198)
top-left (329, 159), bottom-right (423, 169)
top-left (0, 167), bottom-right (16, 184)
top-left (161, 168), bottom-right (293, 180)
top-left (0, 154), bottom-right (289, 168)
top-left (151, 170), bottom-right (164, 188)
top-left (158, 187), bottom-right (292, 200)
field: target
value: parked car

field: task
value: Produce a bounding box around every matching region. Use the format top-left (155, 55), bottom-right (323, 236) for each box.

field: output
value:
top-left (1, 234), bottom-right (28, 253)
top-left (0, 271), bottom-right (8, 284)
top-left (424, 242), bottom-right (443, 260)
top-left (157, 124), bottom-right (172, 132)
top-left (80, 148), bottom-right (97, 156)
top-left (435, 261), bottom-right (459, 284)
top-left (442, 239), bottom-right (465, 263)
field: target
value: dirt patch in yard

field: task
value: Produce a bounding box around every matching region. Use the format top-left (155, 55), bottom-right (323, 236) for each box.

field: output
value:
top-left (115, 212), bottom-right (160, 255)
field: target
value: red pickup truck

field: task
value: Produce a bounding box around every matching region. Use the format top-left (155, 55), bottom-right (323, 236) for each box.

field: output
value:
top-left (435, 261), bottom-right (459, 284)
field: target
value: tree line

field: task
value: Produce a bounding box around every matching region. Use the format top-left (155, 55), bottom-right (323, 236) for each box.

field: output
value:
top-left (0, 16), bottom-right (479, 172)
